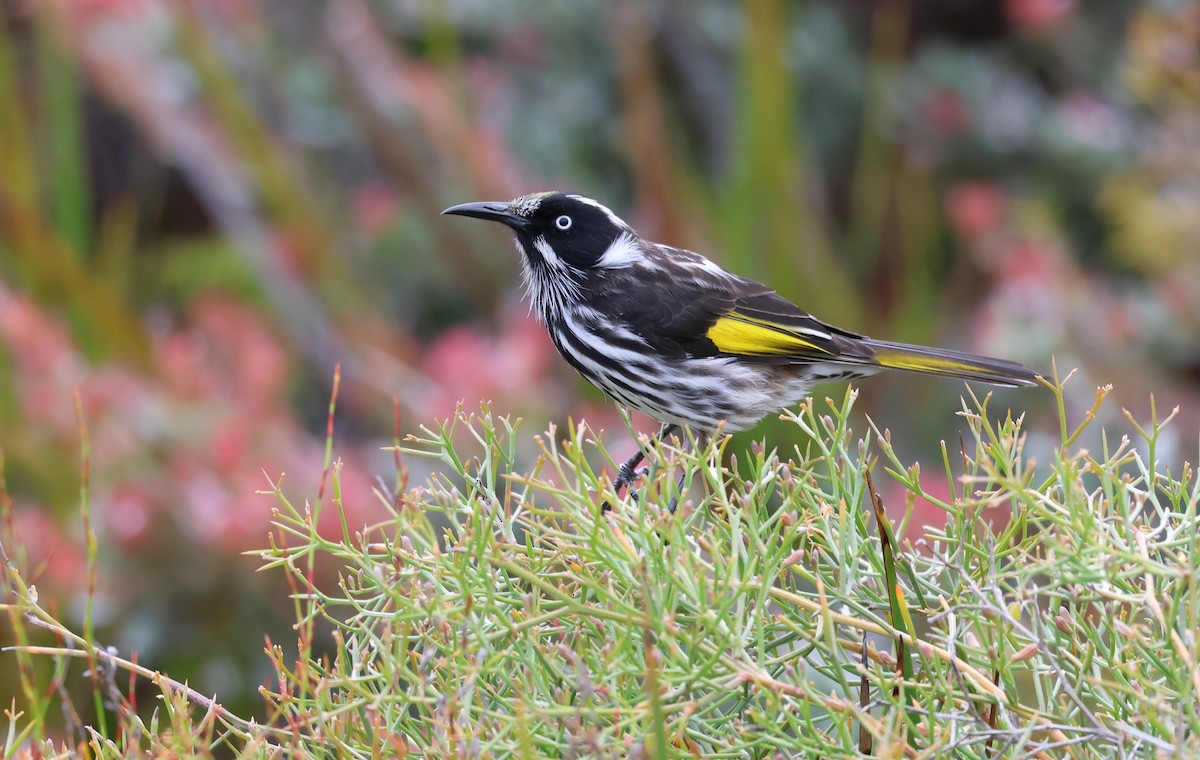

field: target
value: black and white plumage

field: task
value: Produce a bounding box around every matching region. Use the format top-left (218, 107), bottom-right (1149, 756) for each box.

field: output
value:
top-left (444, 191), bottom-right (1037, 431)
top-left (443, 192), bottom-right (1038, 508)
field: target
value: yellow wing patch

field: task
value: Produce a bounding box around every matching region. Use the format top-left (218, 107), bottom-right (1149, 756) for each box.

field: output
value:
top-left (706, 313), bottom-right (833, 357)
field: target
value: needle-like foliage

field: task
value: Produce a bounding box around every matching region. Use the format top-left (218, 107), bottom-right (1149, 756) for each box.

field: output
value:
top-left (4, 374), bottom-right (1199, 757)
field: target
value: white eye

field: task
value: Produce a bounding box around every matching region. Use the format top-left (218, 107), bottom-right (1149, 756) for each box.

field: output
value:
top-left (555, 215), bottom-right (572, 231)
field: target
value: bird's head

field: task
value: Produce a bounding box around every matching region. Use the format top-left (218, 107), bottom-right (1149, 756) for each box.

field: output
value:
top-left (442, 192), bottom-right (639, 276)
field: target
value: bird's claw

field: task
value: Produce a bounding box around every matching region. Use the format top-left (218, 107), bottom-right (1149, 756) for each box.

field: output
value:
top-left (603, 465), bottom-right (650, 511)
top-left (614, 463), bottom-right (648, 491)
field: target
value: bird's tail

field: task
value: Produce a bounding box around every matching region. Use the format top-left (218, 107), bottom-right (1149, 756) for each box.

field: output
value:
top-left (865, 339), bottom-right (1040, 388)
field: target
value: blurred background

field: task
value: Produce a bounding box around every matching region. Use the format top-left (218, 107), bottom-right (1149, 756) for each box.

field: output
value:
top-left (2, 0), bottom-right (1199, 720)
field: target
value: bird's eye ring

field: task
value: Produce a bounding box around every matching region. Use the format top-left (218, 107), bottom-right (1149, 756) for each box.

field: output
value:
top-left (555, 215), bottom-right (572, 231)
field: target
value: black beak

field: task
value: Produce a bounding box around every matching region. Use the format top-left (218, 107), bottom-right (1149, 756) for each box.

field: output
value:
top-left (441, 201), bottom-right (531, 232)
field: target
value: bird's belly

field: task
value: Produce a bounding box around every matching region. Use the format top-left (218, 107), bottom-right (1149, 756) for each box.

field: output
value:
top-left (546, 316), bottom-right (876, 432)
top-left (568, 351), bottom-right (811, 433)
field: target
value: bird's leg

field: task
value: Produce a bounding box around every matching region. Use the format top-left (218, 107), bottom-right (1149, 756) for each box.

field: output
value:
top-left (614, 423), bottom-right (677, 494)
top-left (604, 424), bottom-right (677, 510)
top-left (665, 471), bottom-right (686, 515)
top-left (664, 432), bottom-right (707, 514)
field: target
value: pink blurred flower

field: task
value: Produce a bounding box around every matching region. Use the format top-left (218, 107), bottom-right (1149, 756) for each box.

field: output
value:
top-left (1101, 294), bottom-right (1141, 343)
top-left (78, 367), bottom-right (151, 423)
top-left (156, 330), bottom-right (219, 401)
top-left (78, 367), bottom-right (158, 466)
top-left (182, 471), bottom-right (275, 552)
top-left (1059, 89), bottom-right (1123, 150)
top-left (946, 181), bottom-right (1007, 241)
top-left (351, 180), bottom-right (402, 237)
top-left (0, 273), bottom-right (401, 622)
top-left (102, 484), bottom-right (158, 549)
top-left (202, 0), bottom-right (263, 26)
top-left (424, 326), bottom-right (490, 413)
top-left (497, 26), bottom-right (548, 66)
top-left (880, 475), bottom-right (1015, 541)
top-left (922, 89), bottom-right (971, 136)
top-left (880, 475), bottom-right (953, 539)
top-left (269, 228), bottom-right (311, 278)
top-left (0, 287), bottom-right (77, 378)
top-left (9, 508), bottom-right (87, 589)
top-left (210, 418), bottom-right (251, 477)
top-left (1005, 0), bottom-right (1076, 33)
top-left (311, 458), bottom-right (381, 541)
top-left (0, 287), bottom-right (85, 438)
top-left (491, 312), bottom-right (555, 393)
top-left (994, 240), bottom-right (1063, 288)
top-left (52, 0), bottom-right (152, 24)
top-left (188, 294), bottom-right (290, 413)
top-left (423, 311), bottom-right (555, 421)
top-left (968, 236), bottom-right (1067, 294)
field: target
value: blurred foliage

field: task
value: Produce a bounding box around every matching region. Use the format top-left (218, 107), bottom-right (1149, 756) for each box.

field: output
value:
top-left (1, 0), bottom-right (1200, 737)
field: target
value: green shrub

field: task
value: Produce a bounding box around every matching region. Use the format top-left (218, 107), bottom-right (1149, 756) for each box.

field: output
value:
top-left (4, 375), bottom-right (1198, 757)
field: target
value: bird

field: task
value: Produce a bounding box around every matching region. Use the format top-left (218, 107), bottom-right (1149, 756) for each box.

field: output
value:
top-left (443, 191), bottom-right (1038, 512)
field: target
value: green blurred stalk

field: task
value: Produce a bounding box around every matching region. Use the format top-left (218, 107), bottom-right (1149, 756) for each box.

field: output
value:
top-left (419, 0), bottom-right (463, 73)
top-left (0, 16), bottom-right (40, 231)
top-left (845, 0), bottom-right (906, 283)
top-left (892, 159), bottom-right (940, 340)
top-left (0, 13), bottom-right (146, 365)
top-left (724, 0), bottom-right (856, 326)
top-left (0, 14), bottom-right (39, 256)
top-left (36, 12), bottom-right (91, 256)
top-left (0, 23), bottom-right (27, 433)
top-left (609, 0), bottom-right (700, 247)
top-left (175, 6), bottom-right (338, 285)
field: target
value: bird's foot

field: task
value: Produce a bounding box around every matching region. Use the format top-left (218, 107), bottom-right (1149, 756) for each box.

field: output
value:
top-left (616, 463), bottom-right (649, 495)
top-left (602, 465), bottom-right (650, 511)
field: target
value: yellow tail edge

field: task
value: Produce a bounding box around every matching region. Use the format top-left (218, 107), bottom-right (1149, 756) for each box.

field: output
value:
top-left (867, 340), bottom-right (1040, 388)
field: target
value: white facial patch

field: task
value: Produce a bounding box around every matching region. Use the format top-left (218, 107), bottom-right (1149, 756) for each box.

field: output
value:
top-left (532, 235), bottom-right (562, 268)
top-left (520, 235), bottom-right (579, 321)
top-left (567, 195), bottom-right (629, 228)
top-left (596, 232), bottom-right (642, 269)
